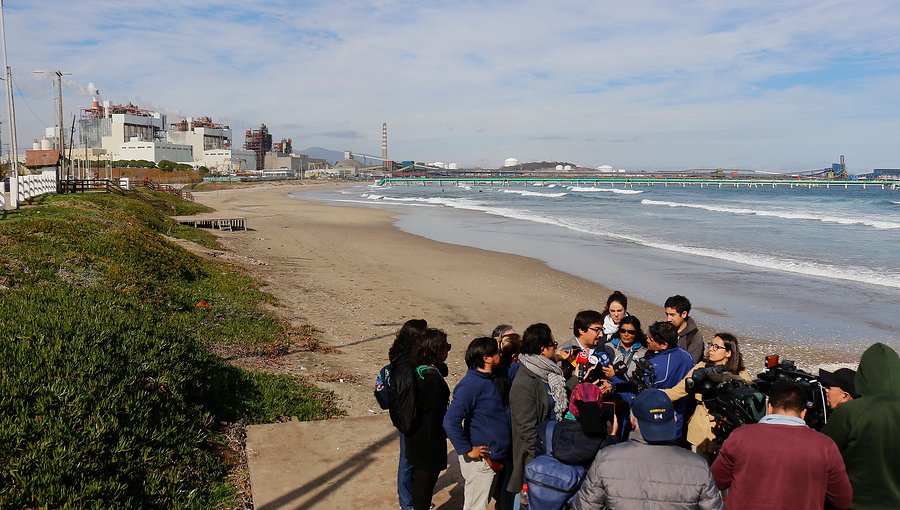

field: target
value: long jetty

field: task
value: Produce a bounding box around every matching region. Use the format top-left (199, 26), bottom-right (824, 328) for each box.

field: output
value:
top-left (376, 176), bottom-right (898, 190)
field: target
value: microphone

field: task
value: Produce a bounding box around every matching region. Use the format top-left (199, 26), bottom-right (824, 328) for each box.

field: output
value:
top-left (576, 350), bottom-right (590, 378)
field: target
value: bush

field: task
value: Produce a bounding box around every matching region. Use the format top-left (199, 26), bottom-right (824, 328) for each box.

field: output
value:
top-left (0, 193), bottom-right (343, 508)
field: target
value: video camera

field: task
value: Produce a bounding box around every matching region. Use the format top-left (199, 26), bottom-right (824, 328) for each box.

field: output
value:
top-left (685, 366), bottom-right (767, 449)
top-left (611, 357), bottom-right (656, 395)
top-left (755, 355), bottom-right (828, 430)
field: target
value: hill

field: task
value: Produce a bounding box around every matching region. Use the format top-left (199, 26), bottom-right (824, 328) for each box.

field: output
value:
top-left (298, 146), bottom-right (343, 164)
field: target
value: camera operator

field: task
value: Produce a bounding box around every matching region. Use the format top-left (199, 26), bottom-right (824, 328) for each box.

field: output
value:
top-left (662, 333), bottom-right (751, 458)
top-left (818, 367), bottom-right (858, 410)
top-left (711, 380), bottom-right (852, 510)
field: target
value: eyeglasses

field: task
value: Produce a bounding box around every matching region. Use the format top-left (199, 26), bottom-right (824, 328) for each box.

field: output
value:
top-left (544, 341), bottom-right (558, 349)
top-left (588, 326), bottom-right (603, 333)
top-left (708, 344), bottom-right (726, 351)
top-left (618, 329), bottom-right (637, 335)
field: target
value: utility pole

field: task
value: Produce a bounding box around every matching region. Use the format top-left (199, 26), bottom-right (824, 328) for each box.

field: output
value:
top-left (34, 69), bottom-right (70, 191)
top-left (1, 0), bottom-right (19, 209)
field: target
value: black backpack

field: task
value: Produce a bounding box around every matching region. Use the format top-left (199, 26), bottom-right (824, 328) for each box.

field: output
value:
top-left (374, 357), bottom-right (418, 434)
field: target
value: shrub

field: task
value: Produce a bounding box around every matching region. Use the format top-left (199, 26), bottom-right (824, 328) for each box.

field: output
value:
top-left (0, 192), bottom-right (343, 508)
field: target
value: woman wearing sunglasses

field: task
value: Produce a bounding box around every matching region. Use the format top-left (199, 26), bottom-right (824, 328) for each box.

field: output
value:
top-left (662, 332), bottom-right (751, 458)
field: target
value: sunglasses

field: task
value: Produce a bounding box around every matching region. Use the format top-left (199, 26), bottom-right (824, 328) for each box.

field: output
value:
top-left (618, 329), bottom-right (637, 335)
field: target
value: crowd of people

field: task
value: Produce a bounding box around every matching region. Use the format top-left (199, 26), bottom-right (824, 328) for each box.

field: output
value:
top-left (380, 292), bottom-right (900, 510)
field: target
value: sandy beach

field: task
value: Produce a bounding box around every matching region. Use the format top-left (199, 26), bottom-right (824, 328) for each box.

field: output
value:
top-left (189, 182), bottom-right (858, 417)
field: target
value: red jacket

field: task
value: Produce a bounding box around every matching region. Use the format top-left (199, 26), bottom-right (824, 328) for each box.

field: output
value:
top-left (711, 420), bottom-right (852, 510)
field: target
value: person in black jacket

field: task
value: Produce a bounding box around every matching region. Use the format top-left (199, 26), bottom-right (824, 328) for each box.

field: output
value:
top-left (387, 319), bottom-right (428, 510)
top-left (405, 328), bottom-right (452, 510)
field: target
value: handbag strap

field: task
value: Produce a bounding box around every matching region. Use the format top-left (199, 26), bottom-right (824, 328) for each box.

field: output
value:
top-left (545, 420), bottom-right (557, 457)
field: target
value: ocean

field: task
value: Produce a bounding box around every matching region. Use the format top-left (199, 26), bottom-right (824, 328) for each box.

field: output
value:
top-left (298, 181), bottom-right (900, 351)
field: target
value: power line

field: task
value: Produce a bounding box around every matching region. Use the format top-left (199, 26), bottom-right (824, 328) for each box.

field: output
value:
top-left (12, 74), bottom-right (48, 126)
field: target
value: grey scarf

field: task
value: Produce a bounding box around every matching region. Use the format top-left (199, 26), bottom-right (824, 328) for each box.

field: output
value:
top-left (520, 354), bottom-right (568, 421)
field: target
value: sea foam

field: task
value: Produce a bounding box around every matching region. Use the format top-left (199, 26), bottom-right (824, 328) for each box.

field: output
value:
top-left (371, 194), bottom-right (900, 289)
top-left (568, 186), bottom-right (643, 194)
top-left (500, 189), bottom-right (568, 198)
top-left (641, 199), bottom-right (900, 230)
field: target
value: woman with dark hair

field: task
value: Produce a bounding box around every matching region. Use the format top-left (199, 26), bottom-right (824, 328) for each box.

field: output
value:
top-left (405, 328), bottom-right (451, 510)
top-left (600, 291), bottom-right (630, 342)
top-left (601, 315), bottom-right (646, 382)
top-left (506, 323), bottom-right (568, 503)
top-left (663, 332), bottom-right (750, 457)
top-left (386, 319), bottom-right (428, 510)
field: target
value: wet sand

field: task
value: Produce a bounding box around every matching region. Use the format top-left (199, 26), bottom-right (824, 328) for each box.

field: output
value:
top-left (190, 182), bottom-right (858, 417)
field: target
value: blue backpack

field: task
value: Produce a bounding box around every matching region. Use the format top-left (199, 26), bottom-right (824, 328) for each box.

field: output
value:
top-left (524, 421), bottom-right (586, 509)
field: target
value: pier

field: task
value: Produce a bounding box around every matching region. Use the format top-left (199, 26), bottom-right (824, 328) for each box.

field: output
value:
top-left (376, 176), bottom-right (898, 190)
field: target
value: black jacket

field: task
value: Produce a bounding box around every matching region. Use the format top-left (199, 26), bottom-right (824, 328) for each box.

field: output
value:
top-left (404, 366), bottom-right (450, 472)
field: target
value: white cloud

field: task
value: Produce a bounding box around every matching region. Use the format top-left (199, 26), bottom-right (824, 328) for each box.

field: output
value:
top-left (3, 0), bottom-right (900, 170)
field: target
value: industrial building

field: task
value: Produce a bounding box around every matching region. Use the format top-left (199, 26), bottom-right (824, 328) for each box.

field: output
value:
top-left (77, 98), bottom-right (194, 163)
top-left (244, 124), bottom-right (273, 171)
top-left (167, 116), bottom-right (231, 154)
top-left (864, 169), bottom-right (900, 180)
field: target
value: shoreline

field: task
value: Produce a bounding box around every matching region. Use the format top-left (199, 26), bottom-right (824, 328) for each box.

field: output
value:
top-left (191, 182), bottom-right (860, 417)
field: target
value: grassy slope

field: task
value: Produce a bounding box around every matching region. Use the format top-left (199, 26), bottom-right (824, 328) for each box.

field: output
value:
top-left (0, 192), bottom-right (342, 509)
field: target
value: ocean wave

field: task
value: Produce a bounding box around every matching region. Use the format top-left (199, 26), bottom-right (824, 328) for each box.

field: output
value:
top-left (568, 186), bottom-right (644, 194)
top-left (892, 201), bottom-right (900, 206)
top-left (641, 199), bottom-right (900, 230)
top-left (500, 189), bottom-right (568, 198)
top-left (383, 196), bottom-right (899, 289)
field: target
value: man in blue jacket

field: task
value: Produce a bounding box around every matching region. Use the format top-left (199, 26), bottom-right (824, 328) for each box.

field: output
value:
top-left (644, 321), bottom-right (695, 438)
top-left (443, 337), bottom-right (512, 510)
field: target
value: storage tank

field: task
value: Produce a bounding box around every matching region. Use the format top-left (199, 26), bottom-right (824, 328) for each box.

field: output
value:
top-left (40, 138), bottom-right (52, 150)
top-left (564, 165), bottom-right (572, 171)
top-left (555, 164), bottom-right (563, 170)
top-left (503, 158), bottom-right (519, 167)
top-left (32, 139), bottom-right (40, 150)
top-left (597, 165), bottom-right (614, 173)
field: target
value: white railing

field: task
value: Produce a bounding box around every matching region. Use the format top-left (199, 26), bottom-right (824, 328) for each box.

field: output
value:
top-left (119, 177), bottom-right (130, 189)
top-left (1, 179), bottom-right (6, 210)
top-left (17, 172), bottom-right (57, 203)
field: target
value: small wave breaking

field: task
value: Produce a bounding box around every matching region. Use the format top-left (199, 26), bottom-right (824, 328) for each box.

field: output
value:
top-left (641, 199), bottom-right (900, 230)
top-left (500, 189), bottom-right (567, 198)
top-left (568, 186), bottom-right (643, 195)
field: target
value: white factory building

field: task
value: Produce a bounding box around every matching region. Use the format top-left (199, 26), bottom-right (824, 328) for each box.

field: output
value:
top-left (77, 99), bottom-right (192, 162)
top-left (204, 149), bottom-right (258, 173)
top-left (77, 100), bottom-right (260, 171)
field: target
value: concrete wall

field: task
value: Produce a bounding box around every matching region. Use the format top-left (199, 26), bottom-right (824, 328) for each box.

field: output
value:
top-left (118, 139), bottom-right (194, 163)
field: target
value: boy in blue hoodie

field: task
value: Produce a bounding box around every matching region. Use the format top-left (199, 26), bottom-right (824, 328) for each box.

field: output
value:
top-left (443, 337), bottom-right (512, 510)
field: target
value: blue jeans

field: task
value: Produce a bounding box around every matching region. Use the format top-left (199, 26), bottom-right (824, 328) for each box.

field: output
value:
top-left (398, 432), bottom-right (414, 510)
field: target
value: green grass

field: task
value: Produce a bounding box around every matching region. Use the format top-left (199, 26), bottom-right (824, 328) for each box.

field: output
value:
top-left (0, 193), bottom-right (342, 508)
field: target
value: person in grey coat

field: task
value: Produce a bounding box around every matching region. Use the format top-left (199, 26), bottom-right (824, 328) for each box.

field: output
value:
top-left (571, 389), bottom-right (723, 510)
top-left (506, 323), bottom-right (567, 498)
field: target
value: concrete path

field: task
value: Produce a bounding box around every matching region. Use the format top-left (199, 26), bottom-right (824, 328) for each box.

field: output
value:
top-left (247, 414), bottom-right (466, 509)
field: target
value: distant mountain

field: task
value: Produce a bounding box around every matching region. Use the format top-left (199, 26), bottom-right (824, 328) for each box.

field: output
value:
top-left (298, 147), bottom-right (344, 164)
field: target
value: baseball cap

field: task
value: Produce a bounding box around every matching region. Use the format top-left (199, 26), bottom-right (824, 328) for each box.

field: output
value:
top-left (818, 368), bottom-right (859, 398)
top-left (632, 389), bottom-right (677, 442)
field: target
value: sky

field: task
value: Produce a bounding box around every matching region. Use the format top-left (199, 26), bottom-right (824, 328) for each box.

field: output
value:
top-left (4, 0), bottom-right (900, 172)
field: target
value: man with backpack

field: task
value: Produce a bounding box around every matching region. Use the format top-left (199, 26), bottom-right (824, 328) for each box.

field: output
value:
top-left (443, 337), bottom-right (511, 510)
top-left (571, 389), bottom-right (723, 510)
